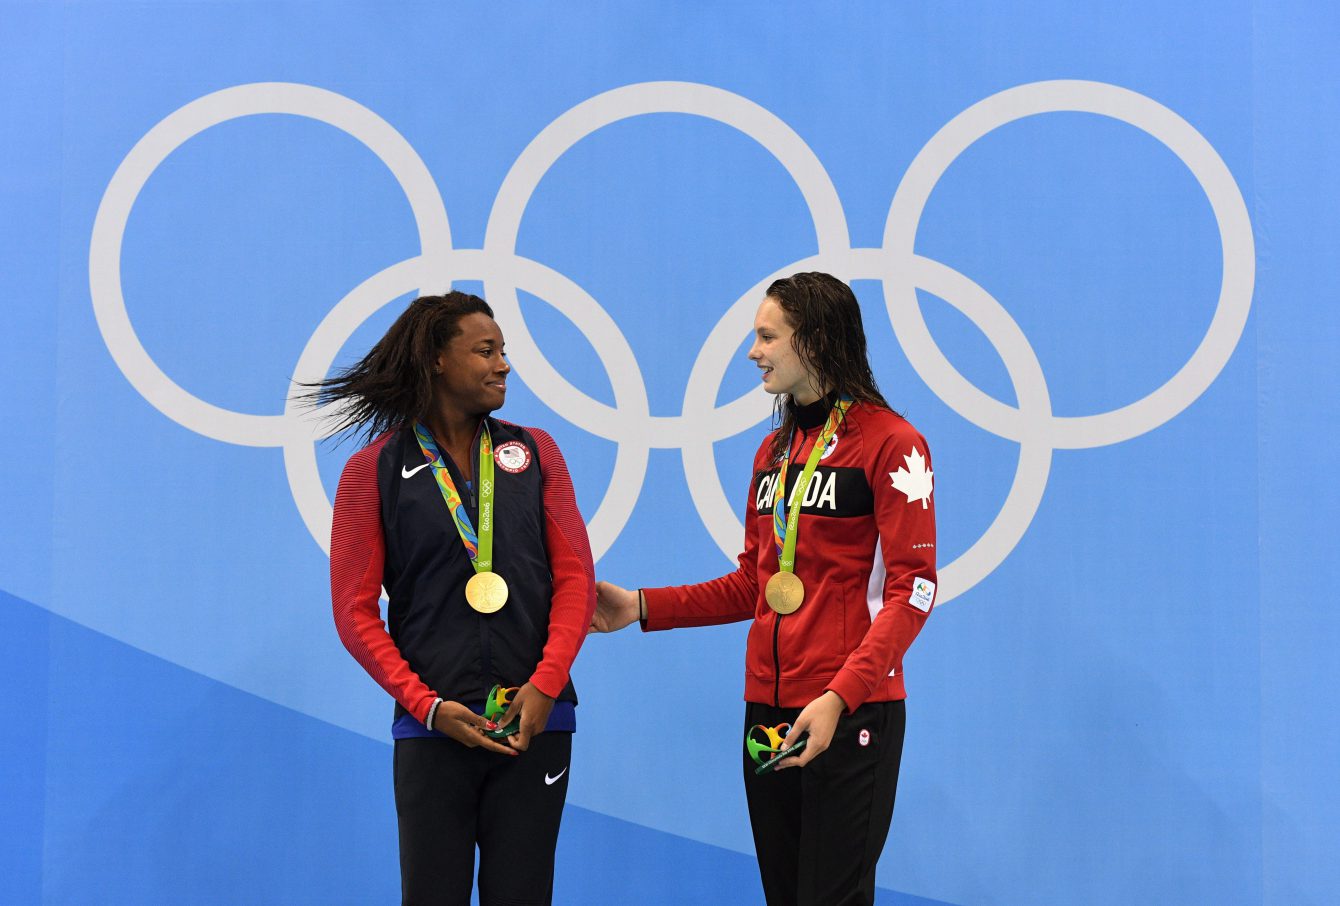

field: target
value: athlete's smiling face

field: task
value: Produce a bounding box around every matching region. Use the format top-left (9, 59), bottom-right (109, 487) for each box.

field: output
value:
top-left (749, 296), bottom-right (821, 404)
top-left (434, 312), bottom-right (509, 415)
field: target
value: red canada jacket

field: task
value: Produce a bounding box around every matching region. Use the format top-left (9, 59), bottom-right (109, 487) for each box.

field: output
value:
top-left (642, 398), bottom-right (937, 712)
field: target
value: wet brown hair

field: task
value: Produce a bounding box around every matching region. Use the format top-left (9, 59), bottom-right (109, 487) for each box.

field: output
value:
top-left (765, 272), bottom-right (891, 460)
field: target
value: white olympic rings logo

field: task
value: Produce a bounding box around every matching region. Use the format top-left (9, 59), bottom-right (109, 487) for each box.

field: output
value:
top-left (89, 80), bottom-right (1253, 606)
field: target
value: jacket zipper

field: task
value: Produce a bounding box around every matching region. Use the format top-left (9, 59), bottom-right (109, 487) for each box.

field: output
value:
top-left (772, 424), bottom-right (810, 707)
top-left (772, 614), bottom-right (783, 706)
top-left (469, 419), bottom-right (483, 510)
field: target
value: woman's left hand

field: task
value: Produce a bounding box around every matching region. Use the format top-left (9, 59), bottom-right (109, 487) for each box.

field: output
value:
top-left (498, 682), bottom-right (555, 752)
top-left (774, 690), bottom-right (847, 770)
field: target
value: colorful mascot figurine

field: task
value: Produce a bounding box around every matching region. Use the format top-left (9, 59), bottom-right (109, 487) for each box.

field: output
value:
top-left (483, 684), bottom-right (521, 739)
top-left (747, 723), bottom-right (809, 775)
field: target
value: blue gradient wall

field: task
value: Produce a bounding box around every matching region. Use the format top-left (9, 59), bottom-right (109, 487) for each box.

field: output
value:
top-left (3, 3), bottom-right (1336, 903)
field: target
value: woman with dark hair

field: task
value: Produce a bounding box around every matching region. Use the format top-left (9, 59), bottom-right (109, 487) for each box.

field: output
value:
top-left (314, 292), bottom-right (596, 906)
top-left (592, 272), bottom-right (937, 905)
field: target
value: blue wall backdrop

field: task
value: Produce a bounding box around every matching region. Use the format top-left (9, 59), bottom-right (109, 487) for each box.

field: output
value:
top-left (3, 2), bottom-right (1338, 903)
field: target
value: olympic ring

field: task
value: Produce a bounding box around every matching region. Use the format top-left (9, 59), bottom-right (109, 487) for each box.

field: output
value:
top-left (88, 79), bottom-right (1253, 606)
top-left (90, 82), bottom-right (453, 447)
top-left (882, 79), bottom-right (1254, 449)
top-left (281, 249), bottom-right (653, 559)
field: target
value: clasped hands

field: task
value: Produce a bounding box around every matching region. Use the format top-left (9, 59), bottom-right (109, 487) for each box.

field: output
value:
top-left (433, 682), bottom-right (555, 756)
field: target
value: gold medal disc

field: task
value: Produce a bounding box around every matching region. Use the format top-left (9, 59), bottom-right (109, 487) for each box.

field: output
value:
top-left (765, 571), bottom-right (805, 615)
top-left (466, 571), bottom-right (509, 614)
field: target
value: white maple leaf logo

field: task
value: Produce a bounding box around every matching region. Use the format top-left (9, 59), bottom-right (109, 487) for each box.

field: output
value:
top-left (890, 447), bottom-right (933, 508)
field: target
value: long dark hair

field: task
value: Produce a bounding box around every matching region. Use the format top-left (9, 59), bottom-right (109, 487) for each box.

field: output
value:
top-left (301, 291), bottom-right (494, 442)
top-left (765, 272), bottom-right (891, 461)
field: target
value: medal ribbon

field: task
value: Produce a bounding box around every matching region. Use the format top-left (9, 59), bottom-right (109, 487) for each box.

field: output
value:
top-left (413, 421), bottom-right (496, 573)
top-left (772, 398), bottom-right (851, 572)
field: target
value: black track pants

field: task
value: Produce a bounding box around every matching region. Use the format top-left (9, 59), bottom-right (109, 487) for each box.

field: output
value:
top-left (743, 700), bottom-right (906, 906)
top-left (393, 732), bottom-right (572, 906)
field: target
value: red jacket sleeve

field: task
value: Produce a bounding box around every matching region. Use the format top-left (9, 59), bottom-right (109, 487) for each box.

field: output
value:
top-left (330, 438), bottom-right (440, 723)
top-left (641, 450), bottom-right (764, 630)
top-left (527, 429), bottom-right (598, 699)
top-left (825, 426), bottom-right (937, 712)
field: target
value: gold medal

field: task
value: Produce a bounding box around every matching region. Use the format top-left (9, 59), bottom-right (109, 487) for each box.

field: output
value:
top-left (465, 571), bottom-right (509, 614)
top-left (765, 571), bottom-right (805, 615)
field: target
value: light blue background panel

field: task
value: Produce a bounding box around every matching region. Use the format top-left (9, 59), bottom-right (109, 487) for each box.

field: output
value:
top-left (2, 2), bottom-right (1336, 903)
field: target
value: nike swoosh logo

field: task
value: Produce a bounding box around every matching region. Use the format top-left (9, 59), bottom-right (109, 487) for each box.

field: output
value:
top-left (544, 767), bottom-right (568, 785)
top-left (402, 463), bottom-right (430, 479)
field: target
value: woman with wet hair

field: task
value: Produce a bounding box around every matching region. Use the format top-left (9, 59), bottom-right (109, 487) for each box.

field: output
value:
top-left (313, 291), bottom-right (596, 906)
top-left (593, 272), bottom-right (937, 905)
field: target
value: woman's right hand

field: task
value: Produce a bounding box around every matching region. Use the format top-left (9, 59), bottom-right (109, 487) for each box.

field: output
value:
top-left (590, 581), bottom-right (641, 633)
top-left (434, 700), bottom-right (517, 756)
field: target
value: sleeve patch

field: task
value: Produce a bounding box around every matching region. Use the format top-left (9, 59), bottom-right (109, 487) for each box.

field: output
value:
top-left (889, 446), bottom-right (933, 508)
top-left (910, 577), bottom-right (936, 612)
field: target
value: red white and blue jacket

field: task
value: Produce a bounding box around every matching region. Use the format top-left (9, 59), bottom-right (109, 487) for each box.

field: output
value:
top-left (330, 419), bottom-right (596, 736)
top-left (643, 397), bottom-right (937, 711)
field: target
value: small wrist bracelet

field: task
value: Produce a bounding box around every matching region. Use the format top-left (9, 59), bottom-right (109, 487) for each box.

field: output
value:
top-left (425, 698), bottom-right (443, 732)
top-left (638, 590), bottom-right (647, 622)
